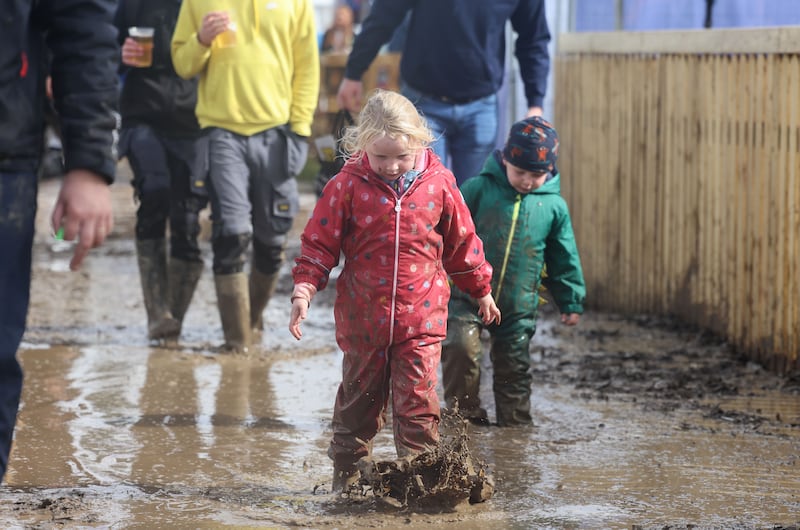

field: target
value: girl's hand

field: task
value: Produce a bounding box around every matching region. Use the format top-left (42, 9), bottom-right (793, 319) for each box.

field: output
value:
top-left (477, 294), bottom-right (501, 325)
top-left (561, 313), bottom-right (580, 326)
top-left (289, 298), bottom-right (309, 340)
top-left (288, 282), bottom-right (317, 339)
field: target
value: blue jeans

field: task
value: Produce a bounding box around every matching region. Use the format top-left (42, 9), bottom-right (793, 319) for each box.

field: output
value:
top-left (0, 170), bottom-right (37, 482)
top-left (402, 84), bottom-right (498, 186)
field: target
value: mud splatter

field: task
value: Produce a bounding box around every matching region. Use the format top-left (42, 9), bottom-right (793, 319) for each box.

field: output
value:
top-left (339, 409), bottom-right (493, 510)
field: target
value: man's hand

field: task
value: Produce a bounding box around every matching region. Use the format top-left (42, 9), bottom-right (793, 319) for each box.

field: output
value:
top-left (198, 11), bottom-right (231, 47)
top-left (51, 170), bottom-right (113, 271)
top-left (121, 37), bottom-right (145, 67)
top-left (337, 78), bottom-right (364, 113)
top-left (526, 106), bottom-right (543, 118)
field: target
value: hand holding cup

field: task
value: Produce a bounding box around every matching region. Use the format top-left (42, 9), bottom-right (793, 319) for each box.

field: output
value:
top-left (125, 27), bottom-right (154, 67)
top-left (198, 11), bottom-right (235, 47)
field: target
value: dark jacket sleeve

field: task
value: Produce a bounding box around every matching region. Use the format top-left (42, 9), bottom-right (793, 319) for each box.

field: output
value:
top-left (344, 0), bottom-right (414, 80)
top-left (40, 0), bottom-right (121, 183)
top-left (510, 0), bottom-right (551, 109)
top-left (114, 0), bottom-right (132, 73)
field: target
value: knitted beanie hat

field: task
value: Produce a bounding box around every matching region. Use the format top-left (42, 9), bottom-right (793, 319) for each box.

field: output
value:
top-left (503, 116), bottom-right (559, 173)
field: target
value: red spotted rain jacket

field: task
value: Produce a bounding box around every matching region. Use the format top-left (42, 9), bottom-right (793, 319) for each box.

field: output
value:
top-left (292, 150), bottom-right (494, 352)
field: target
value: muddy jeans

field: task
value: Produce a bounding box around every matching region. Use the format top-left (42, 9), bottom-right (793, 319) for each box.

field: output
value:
top-left (0, 170), bottom-right (37, 482)
top-left (329, 340), bottom-right (442, 470)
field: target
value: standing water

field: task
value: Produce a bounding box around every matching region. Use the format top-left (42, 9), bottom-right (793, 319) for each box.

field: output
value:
top-left (0, 175), bottom-right (797, 529)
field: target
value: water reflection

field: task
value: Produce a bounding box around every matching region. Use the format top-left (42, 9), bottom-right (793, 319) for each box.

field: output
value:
top-left (6, 325), bottom-right (800, 528)
top-left (11, 346), bottom-right (82, 487)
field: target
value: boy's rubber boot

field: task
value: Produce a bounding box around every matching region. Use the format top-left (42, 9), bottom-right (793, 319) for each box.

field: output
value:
top-left (168, 258), bottom-right (203, 338)
top-left (249, 269), bottom-right (280, 334)
top-left (441, 318), bottom-right (486, 422)
top-left (492, 339), bottom-right (534, 426)
top-left (136, 239), bottom-right (181, 341)
top-left (214, 272), bottom-right (251, 353)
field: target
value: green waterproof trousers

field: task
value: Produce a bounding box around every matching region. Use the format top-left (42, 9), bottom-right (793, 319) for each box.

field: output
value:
top-left (442, 296), bottom-right (536, 426)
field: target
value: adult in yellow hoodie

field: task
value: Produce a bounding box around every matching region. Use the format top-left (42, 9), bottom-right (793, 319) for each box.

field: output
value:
top-left (172, 0), bottom-right (319, 352)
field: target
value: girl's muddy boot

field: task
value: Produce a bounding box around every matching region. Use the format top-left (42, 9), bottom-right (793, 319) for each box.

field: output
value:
top-left (136, 239), bottom-right (181, 341)
top-left (168, 258), bottom-right (203, 338)
top-left (214, 272), bottom-right (251, 353)
top-left (249, 269), bottom-right (280, 334)
top-left (332, 465), bottom-right (360, 493)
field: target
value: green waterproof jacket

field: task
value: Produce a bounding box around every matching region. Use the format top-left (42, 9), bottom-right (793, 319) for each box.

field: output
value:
top-left (453, 151), bottom-right (586, 318)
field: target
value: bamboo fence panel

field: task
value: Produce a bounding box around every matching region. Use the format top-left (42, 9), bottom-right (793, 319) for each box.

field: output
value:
top-left (555, 27), bottom-right (800, 374)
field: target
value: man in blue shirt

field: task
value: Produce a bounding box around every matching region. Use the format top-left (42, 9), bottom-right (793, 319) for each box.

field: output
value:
top-left (337, 0), bottom-right (551, 186)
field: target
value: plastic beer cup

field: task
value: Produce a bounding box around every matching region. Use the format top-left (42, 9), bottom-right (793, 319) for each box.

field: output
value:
top-left (128, 26), bottom-right (154, 67)
top-left (217, 12), bottom-right (237, 48)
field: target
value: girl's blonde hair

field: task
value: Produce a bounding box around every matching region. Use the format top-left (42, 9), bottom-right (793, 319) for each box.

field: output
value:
top-left (339, 89), bottom-right (435, 161)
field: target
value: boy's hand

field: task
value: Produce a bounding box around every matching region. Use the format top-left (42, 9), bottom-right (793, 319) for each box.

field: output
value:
top-left (289, 298), bottom-right (309, 340)
top-left (561, 313), bottom-right (580, 326)
top-left (477, 293), bottom-right (501, 325)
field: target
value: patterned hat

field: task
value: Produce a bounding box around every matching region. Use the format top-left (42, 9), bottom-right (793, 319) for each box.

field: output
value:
top-left (502, 116), bottom-right (559, 173)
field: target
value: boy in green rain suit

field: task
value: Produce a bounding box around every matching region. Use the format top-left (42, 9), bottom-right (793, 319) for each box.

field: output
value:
top-left (442, 116), bottom-right (586, 426)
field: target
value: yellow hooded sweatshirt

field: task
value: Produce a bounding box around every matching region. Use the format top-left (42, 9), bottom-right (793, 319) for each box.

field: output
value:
top-left (171, 0), bottom-right (319, 137)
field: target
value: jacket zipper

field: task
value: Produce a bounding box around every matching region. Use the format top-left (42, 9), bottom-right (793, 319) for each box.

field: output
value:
top-left (388, 197), bottom-right (402, 343)
top-left (495, 193), bottom-right (521, 300)
top-left (383, 168), bottom-right (424, 344)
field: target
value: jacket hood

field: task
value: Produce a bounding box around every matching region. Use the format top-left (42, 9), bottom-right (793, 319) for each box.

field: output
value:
top-left (481, 150), bottom-right (561, 195)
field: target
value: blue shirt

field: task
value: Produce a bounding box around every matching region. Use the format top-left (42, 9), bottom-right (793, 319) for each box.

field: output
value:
top-left (345, 0), bottom-right (551, 108)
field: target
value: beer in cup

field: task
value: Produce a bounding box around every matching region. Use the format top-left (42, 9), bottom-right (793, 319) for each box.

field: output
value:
top-left (217, 12), bottom-right (237, 48)
top-left (128, 26), bottom-right (155, 67)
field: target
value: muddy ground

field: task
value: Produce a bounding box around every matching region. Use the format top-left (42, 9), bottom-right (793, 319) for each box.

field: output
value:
top-left (0, 167), bottom-right (798, 529)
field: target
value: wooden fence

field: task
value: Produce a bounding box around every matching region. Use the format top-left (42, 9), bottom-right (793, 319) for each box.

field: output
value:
top-left (555, 27), bottom-right (800, 374)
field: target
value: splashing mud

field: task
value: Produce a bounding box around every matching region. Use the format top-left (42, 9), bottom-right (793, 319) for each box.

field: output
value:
top-left (336, 409), bottom-right (494, 509)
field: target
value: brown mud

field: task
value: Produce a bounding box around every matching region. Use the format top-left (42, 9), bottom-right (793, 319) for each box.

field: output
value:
top-left (0, 168), bottom-right (798, 529)
top-left (342, 409), bottom-right (494, 510)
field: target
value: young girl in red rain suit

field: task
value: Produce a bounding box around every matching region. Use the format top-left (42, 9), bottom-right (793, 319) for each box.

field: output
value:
top-left (289, 90), bottom-right (501, 491)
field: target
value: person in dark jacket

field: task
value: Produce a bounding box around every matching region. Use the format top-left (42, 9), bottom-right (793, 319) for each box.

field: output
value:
top-left (0, 0), bottom-right (119, 483)
top-left (336, 0), bottom-right (551, 186)
top-left (115, 0), bottom-right (207, 342)
top-left (442, 117), bottom-right (585, 426)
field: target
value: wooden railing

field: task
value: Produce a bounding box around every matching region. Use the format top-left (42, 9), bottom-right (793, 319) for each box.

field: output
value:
top-left (555, 27), bottom-right (800, 374)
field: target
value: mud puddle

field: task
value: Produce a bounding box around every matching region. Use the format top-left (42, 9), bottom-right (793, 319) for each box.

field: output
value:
top-left (0, 174), bottom-right (798, 529)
